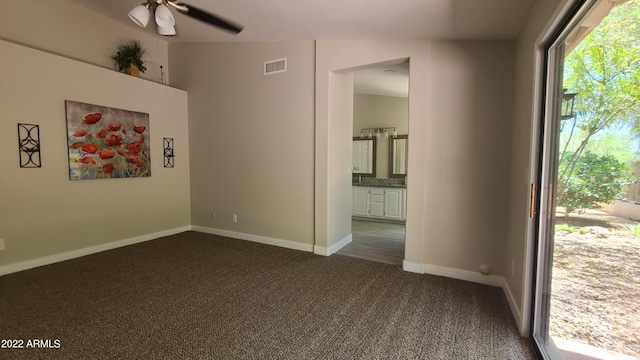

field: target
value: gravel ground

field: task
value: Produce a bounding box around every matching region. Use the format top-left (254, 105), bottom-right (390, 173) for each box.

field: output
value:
top-left (551, 210), bottom-right (640, 358)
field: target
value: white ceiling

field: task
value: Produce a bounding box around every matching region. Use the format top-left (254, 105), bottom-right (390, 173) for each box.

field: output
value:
top-left (354, 62), bottom-right (410, 98)
top-left (70, 0), bottom-right (533, 97)
top-left (70, 0), bottom-right (535, 43)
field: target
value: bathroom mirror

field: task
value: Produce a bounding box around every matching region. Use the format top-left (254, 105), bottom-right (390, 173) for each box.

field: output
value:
top-left (352, 138), bottom-right (376, 176)
top-left (389, 135), bottom-right (408, 177)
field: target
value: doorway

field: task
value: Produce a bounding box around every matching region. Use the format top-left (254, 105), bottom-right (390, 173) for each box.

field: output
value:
top-left (531, 0), bottom-right (640, 358)
top-left (336, 61), bottom-right (409, 266)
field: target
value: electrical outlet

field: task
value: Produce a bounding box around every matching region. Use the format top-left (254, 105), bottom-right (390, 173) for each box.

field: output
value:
top-left (511, 259), bottom-right (515, 276)
top-left (232, 214), bottom-right (238, 223)
top-left (211, 212), bottom-right (216, 220)
top-left (0, 239), bottom-right (5, 251)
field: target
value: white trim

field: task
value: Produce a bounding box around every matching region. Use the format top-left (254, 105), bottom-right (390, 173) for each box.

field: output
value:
top-left (314, 234), bottom-right (353, 256)
top-left (1, 226), bottom-right (526, 331)
top-left (402, 260), bottom-right (422, 273)
top-left (314, 245), bottom-right (329, 256)
top-left (191, 226), bottom-right (314, 253)
top-left (0, 226), bottom-right (192, 276)
top-left (555, 338), bottom-right (638, 360)
top-left (422, 263), bottom-right (505, 288)
top-left (501, 278), bottom-right (524, 334)
top-left (522, 34), bottom-right (549, 340)
top-left (523, 0), bottom-right (601, 340)
top-left (329, 234), bottom-right (352, 255)
top-left (536, 0), bottom-right (577, 45)
top-left (400, 261), bottom-right (522, 329)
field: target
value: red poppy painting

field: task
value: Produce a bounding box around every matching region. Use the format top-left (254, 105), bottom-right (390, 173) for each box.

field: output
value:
top-left (65, 100), bottom-right (150, 180)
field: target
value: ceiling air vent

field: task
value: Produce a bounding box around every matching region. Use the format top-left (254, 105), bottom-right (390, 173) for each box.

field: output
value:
top-left (264, 58), bottom-right (287, 75)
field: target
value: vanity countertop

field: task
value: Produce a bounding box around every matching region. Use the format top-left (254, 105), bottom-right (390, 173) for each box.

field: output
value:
top-left (352, 183), bottom-right (406, 188)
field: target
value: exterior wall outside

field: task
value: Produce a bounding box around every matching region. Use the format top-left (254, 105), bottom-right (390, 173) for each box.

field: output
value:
top-left (601, 201), bottom-right (640, 221)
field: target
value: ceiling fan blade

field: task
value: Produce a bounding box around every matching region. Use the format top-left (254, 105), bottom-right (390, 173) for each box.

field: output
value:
top-left (171, 2), bottom-right (243, 34)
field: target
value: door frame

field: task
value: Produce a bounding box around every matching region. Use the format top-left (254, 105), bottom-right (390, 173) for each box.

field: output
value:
top-left (527, 0), bottom-right (602, 357)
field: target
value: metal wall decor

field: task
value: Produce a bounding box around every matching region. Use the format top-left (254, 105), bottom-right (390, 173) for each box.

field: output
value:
top-left (18, 123), bottom-right (42, 168)
top-left (163, 137), bottom-right (175, 168)
top-left (158, 65), bottom-right (167, 85)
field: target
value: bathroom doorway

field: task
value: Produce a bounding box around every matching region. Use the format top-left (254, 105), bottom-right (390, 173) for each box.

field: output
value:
top-left (336, 61), bottom-right (409, 266)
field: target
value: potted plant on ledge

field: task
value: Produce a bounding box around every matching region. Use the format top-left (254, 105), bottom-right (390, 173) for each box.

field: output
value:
top-left (112, 40), bottom-right (147, 77)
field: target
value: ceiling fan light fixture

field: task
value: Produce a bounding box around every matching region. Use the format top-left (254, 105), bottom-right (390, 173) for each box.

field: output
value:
top-left (155, 4), bottom-right (175, 28)
top-left (157, 25), bottom-right (177, 36)
top-left (128, 4), bottom-right (150, 28)
top-left (127, 1), bottom-right (243, 36)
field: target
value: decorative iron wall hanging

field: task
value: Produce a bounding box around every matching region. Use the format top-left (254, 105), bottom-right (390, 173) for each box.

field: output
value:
top-left (65, 100), bottom-right (150, 180)
top-left (163, 137), bottom-right (175, 168)
top-left (18, 123), bottom-right (41, 168)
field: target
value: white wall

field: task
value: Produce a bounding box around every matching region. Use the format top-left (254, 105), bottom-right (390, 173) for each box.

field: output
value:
top-left (0, 0), bottom-right (566, 336)
top-left (0, 39), bottom-right (191, 272)
top-left (326, 72), bottom-right (355, 252)
top-left (169, 41), bottom-right (316, 249)
top-left (423, 41), bottom-right (514, 273)
top-left (0, 0), bottom-right (550, 331)
top-left (316, 40), bottom-right (428, 262)
top-left (316, 40), bottom-right (514, 281)
top-left (0, 0), bottom-right (169, 84)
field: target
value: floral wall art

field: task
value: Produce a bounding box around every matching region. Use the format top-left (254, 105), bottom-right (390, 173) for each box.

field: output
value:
top-left (65, 100), bottom-right (150, 180)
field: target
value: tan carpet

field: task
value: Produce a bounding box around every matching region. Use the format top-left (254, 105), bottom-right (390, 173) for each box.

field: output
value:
top-left (0, 231), bottom-right (537, 359)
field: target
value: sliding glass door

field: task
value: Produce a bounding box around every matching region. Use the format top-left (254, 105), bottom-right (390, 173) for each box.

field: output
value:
top-left (532, 36), bottom-right (566, 360)
top-left (531, 0), bottom-right (600, 358)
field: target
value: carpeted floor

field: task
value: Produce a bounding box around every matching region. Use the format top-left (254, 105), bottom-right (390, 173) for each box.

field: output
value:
top-left (0, 232), bottom-right (537, 359)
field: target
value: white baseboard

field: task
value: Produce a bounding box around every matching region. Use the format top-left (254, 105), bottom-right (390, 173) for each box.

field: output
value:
top-left (501, 278), bottom-right (524, 334)
top-left (0, 226), bottom-right (192, 276)
top-left (191, 226), bottom-right (314, 253)
top-left (402, 260), bottom-right (422, 273)
top-left (314, 233), bottom-right (352, 256)
top-left (332, 234), bottom-right (352, 254)
top-left (400, 261), bottom-right (523, 333)
top-left (330, 234), bottom-right (352, 254)
top-left (1, 226), bottom-right (525, 333)
top-left (314, 245), bottom-right (328, 256)
top-left (422, 263), bottom-right (505, 288)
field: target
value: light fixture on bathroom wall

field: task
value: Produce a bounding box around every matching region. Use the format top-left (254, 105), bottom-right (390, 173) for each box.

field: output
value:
top-left (360, 127), bottom-right (398, 139)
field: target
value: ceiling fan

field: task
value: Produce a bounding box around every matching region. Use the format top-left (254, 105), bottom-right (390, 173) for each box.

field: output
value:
top-left (128, 0), bottom-right (243, 36)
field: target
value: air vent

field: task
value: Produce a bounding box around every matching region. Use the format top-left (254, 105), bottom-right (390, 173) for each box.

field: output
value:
top-left (264, 58), bottom-right (287, 75)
